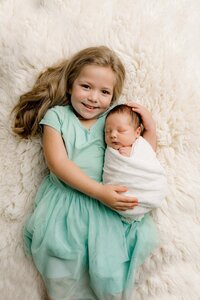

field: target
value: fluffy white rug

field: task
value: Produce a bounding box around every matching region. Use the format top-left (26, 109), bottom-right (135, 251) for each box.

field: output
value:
top-left (1, 1), bottom-right (200, 299)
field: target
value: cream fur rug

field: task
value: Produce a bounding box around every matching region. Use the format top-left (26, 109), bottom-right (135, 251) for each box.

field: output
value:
top-left (1, 1), bottom-right (200, 299)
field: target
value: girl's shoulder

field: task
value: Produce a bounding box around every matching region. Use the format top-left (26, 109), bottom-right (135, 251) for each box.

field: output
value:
top-left (46, 104), bottom-right (71, 115)
top-left (42, 105), bottom-right (72, 121)
top-left (40, 105), bottom-right (72, 133)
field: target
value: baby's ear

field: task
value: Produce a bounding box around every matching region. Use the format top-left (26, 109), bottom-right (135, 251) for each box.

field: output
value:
top-left (136, 126), bottom-right (142, 137)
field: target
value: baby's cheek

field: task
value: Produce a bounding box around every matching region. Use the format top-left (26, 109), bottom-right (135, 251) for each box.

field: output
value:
top-left (105, 139), bottom-right (111, 147)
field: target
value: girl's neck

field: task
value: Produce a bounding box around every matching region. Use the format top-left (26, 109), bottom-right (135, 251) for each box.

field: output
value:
top-left (80, 118), bottom-right (97, 129)
top-left (71, 106), bottom-right (85, 120)
top-left (71, 106), bottom-right (97, 129)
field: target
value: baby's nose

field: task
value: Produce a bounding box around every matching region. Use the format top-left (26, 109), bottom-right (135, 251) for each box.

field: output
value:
top-left (110, 131), bottom-right (117, 138)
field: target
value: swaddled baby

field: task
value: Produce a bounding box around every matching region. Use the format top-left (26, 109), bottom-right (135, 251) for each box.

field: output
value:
top-left (103, 104), bottom-right (167, 222)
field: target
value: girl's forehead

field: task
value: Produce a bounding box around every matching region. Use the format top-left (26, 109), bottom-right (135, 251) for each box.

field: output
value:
top-left (76, 65), bottom-right (116, 89)
top-left (79, 64), bottom-right (114, 76)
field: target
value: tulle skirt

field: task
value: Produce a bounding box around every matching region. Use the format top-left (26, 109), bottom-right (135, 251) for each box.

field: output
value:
top-left (24, 175), bottom-right (159, 300)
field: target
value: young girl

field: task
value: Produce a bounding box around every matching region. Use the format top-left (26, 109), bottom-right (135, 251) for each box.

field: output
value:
top-left (12, 46), bottom-right (159, 300)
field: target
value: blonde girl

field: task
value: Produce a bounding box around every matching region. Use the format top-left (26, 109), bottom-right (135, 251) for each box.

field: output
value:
top-left (13, 46), bottom-right (159, 300)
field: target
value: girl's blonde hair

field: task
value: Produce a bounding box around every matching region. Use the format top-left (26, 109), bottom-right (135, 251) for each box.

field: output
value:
top-left (12, 46), bottom-right (125, 139)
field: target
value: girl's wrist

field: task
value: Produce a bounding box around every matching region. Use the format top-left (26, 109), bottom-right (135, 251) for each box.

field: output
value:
top-left (144, 122), bottom-right (156, 133)
top-left (92, 182), bottom-right (104, 202)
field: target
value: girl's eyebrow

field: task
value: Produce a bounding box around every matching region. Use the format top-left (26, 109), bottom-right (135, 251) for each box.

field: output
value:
top-left (78, 79), bottom-right (113, 92)
top-left (102, 87), bottom-right (113, 92)
top-left (78, 79), bottom-right (90, 84)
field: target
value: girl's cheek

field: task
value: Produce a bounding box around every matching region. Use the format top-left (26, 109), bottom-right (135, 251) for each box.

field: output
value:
top-left (103, 98), bottom-right (112, 108)
top-left (74, 89), bottom-right (86, 98)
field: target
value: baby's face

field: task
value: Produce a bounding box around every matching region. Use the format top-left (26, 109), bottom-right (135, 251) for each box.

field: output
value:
top-left (105, 112), bottom-right (140, 150)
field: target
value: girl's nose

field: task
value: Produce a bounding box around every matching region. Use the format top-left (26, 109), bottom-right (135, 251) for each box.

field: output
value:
top-left (88, 90), bottom-right (98, 103)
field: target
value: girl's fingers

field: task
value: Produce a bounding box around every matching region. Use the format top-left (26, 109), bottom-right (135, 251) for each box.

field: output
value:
top-left (116, 204), bottom-right (137, 211)
top-left (126, 102), bottom-right (147, 112)
top-left (113, 185), bottom-right (128, 193)
top-left (116, 207), bottom-right (127, 211)
top-left (126, 102), bottom-right (141, 108)
top-left (119, 196), bottom-right (138, 203)
top-left (126, 103), bottom-right (144, 114)
top-left (116, 201), bottom-right (138, 211)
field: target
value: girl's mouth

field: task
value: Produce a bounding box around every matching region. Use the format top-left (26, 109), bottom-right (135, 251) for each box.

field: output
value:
top-left (83, 103), bottom-right (98, 110)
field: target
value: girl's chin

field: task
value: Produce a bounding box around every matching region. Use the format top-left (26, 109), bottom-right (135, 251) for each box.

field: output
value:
top-left (80, 109), bottom-right (102, 119)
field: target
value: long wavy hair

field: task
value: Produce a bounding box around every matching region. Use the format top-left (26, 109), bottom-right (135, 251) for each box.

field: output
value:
top-left (12, 46), bottom-right (125, 139)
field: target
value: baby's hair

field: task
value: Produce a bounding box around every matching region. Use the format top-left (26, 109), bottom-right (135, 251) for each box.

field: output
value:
top-left (106, 104), bottom-right (142, 129)
top-left (12, 46), bottom-right (125, 139)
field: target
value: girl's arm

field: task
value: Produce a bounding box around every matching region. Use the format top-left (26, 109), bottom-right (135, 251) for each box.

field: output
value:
top-left (42, 125), bottom-right (138, 211)
top-left (127, 102), bottom-right (157, 151)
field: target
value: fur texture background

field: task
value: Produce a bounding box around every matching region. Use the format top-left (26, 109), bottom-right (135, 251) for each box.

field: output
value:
top-left (0, 1), bottom-right (200, 299)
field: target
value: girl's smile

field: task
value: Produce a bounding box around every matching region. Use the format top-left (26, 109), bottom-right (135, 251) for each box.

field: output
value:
top-left (82, 102), bottom-right (99, 110)
top-left (69, 65), bottom-right (115, 120)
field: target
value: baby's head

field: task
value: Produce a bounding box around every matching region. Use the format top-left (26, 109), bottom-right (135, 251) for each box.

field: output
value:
top-left (105, 104), bottom-right (142, 150)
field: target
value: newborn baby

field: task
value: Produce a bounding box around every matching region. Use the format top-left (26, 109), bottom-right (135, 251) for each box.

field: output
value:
top-left (103, 104), bottom-right (167, 222)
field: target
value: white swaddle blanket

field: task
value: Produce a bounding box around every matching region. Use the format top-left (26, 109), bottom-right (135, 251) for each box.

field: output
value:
top-left (103, 137), bottom-right (167, 221)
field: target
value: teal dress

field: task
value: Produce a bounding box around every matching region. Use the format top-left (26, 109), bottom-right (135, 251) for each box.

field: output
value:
top-left (24, 105), bottom-right (159, 300)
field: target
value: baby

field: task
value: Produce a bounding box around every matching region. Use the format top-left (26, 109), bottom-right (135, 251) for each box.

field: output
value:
top-left (103, 104), bottom-right (167, 222)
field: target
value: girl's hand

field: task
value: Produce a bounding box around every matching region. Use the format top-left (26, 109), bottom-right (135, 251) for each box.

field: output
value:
top-left (126, 102), bottom-right (157, 150)
top-left (96, 184), bottom-right (138, 211)
top-left (126, 102), bottom-right (155, 131)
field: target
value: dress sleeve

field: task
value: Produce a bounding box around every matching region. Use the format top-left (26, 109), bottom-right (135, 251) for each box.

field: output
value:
top-left (40, 106), bottom-right (64, 133)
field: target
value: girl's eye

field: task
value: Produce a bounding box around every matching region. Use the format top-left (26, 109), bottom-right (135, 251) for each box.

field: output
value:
top-left (81, 84), bottom-right (90, 89)
top-left (102, 90), bottom-right (110, 95)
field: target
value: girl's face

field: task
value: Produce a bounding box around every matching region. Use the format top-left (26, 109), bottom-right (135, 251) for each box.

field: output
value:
top-left (70, 65), bottom-right (115, 119)
top-left (105, 113), bottom-right (141, 150)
